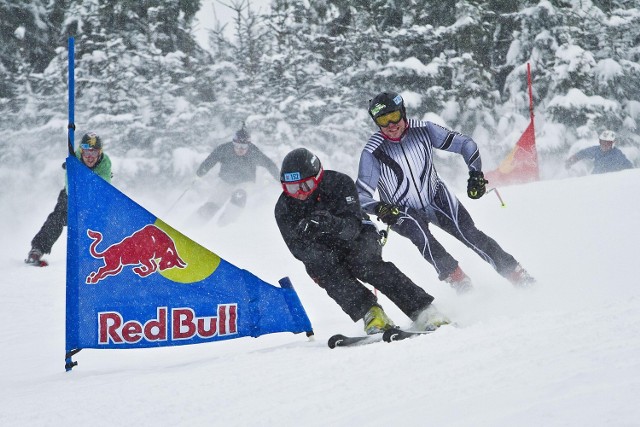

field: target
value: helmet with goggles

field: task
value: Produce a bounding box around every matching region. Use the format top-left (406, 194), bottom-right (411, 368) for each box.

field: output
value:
top-left (80, 131), bottom-right (103, 151)
top-left (368, 92), bottom-right (406, 127)
top-left (280, 148), bottom-right (324, 200)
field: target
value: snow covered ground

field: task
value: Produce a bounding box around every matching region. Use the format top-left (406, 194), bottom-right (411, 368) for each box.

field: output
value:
top-left (1, 166), bottom-right (639, 426)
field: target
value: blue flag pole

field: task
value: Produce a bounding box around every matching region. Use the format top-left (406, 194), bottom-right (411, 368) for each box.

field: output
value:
top-left (65, 36), bottom-right (79, 372)
top-left (67, 37), bottom-right (75, 156)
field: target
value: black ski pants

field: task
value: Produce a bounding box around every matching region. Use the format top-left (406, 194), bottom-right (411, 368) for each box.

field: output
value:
top-left (392, 185), bottom-right (518, 280)
top-left (303, 228), bottom-right (433, 322)
top-left (31, 189), bottom-right (67, 254)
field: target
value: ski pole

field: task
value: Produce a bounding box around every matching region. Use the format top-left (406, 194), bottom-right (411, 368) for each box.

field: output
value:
top-left (377, 207), bottom-right (397, 296)
top-left (488, 187), bottom-right (506, 207)
top-left (374, 225), bottom-right (393, 297)
top-left (164, 178), bottom-right (197, 216)
top-left (375, 206), bottom-right (400, 294)
top-left (379, 206), bottom-right (399, 246)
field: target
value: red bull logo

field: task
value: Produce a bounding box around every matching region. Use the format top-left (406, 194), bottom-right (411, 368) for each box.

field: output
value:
top-left (86, 224), bottom-right (187, 284)
top-left (98, 304), bottom-right (238, 344)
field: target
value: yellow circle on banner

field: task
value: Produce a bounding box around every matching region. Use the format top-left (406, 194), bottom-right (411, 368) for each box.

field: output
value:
top-left (154, 219), bottom-right (220, 283)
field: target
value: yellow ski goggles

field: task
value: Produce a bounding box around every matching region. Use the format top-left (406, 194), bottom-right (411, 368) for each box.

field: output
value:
top-left (374, 110), bottom-right (403, 127)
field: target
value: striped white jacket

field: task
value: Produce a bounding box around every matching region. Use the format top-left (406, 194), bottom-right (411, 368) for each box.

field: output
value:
top-left (356, 119), bottom-right (482, 213)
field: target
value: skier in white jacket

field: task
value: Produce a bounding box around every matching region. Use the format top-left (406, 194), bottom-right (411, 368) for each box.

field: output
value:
top-left (356, 91), bottom-right (535, 292)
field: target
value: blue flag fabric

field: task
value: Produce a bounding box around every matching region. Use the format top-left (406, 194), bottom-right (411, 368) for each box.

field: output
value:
top-left (65, 156), bottom-right (312, 351)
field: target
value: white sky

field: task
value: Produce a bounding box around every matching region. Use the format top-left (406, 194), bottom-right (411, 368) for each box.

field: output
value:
top-left (194, 0), bottom-right (273, 48)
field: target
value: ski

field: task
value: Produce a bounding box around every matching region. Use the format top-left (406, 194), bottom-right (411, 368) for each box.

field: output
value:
top-left (25, 259), bottom-right (48, 267)
top-left (382, 328), bottom-right (434, 343)
top-left (327, 333), bottom-right (384, 349)
top-left (329, 326), bottom-right (445, 348)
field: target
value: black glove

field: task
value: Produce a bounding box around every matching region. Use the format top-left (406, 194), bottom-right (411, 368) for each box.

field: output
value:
top-left (374, 202), bottom-right (402, 225)
top-left (467, 171), bottom-right (488, 199)
top-left (295, 210), bottom-right (337, 238)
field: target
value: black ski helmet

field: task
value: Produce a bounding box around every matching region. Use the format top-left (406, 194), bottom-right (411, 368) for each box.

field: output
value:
top-left (280, 148), bottom-right (322, 183)
top-left (368, 92), bottom-right (406, 123)
top-left (80, 131), bottom-right (103, 150)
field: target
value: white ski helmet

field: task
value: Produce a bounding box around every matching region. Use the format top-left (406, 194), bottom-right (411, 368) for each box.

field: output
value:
top-left (599, 130), bottom-right (616, 142)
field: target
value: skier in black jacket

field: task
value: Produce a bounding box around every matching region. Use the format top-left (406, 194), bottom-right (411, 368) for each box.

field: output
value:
top-left (275, 148), bottom-right (447, 334)
top-left (195, 125), bottom-right (280, 222)
top-left (197, 126), bottom-right (280, 185)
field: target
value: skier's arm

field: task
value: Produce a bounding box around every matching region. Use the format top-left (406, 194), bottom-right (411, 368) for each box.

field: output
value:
top-left (620, 154), bottom-right (634, 170)
top-left (275, 202), bottom-right (331, 263)
top-left (324, 174), bottom-right (367, 241)
top-left (196, 148), bottom-right (221, 177)
top-left (291, 180), bottom-right (364, 243)
top-left (356, 149), bottom-right (382, 214)
top-left (611, 149), bottom-right (633, 171)
top-left (566, 147), bottom-right (597, 168)
top-left (254, 148), bottom-right (281, 181)
top-left (427, 122), bottom-right (482, 171)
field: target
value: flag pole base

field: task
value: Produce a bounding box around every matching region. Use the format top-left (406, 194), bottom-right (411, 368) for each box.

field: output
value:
top-left (65, 348), bottom-right (82, 372)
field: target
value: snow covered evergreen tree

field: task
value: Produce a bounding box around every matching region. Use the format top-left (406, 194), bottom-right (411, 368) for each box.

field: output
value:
top-left (0, 0), bottom-right (638, 189)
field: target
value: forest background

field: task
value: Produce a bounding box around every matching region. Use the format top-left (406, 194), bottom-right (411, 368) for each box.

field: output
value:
top-left (1, 0), bottom-right (639, 197)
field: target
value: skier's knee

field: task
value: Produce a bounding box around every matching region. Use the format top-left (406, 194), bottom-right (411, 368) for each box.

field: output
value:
top-left (230, 189), bottom-right (247, 207)
top-left (198, 202), bottom-right (220, 217)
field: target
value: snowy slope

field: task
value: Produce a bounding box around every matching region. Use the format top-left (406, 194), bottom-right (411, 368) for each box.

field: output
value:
top-left (1, 168), bottom-right (639, 426)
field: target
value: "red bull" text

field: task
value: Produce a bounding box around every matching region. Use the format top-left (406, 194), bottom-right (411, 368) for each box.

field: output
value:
top-left (98, 304), bottom-right (238, 344)
top-left (86, 224), bottom-right (187, 284)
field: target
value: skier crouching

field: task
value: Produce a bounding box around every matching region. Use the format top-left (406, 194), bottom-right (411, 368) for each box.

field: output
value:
top-left (274, 148), bottom-right (447, 334)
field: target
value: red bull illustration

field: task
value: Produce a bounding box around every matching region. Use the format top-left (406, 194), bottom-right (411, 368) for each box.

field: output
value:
top-left (86, 224), bottom-right (187, 284)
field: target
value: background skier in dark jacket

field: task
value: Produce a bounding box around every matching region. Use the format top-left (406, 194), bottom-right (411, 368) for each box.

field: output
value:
top-left (195, 125), bottom-right (280, 223)
top-left (356, 92), bottom-right (534, 292)
top-left (275, 148), bottom-right (447, 335)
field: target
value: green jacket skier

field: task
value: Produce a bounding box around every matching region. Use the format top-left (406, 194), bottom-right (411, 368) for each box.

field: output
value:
top-left (26, 132), bottom-right (112, 265)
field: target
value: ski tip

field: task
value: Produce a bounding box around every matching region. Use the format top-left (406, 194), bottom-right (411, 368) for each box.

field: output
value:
top-left (382, 328), bottom-right (400, 342)
top-left (327, 334), bottom-right (346, 349)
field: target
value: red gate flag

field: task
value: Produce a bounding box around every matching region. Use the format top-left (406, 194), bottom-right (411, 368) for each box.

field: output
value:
top-left (485, 63), bottom-right (539, 186)
top-left (485, 119), bottom-right (539, 186)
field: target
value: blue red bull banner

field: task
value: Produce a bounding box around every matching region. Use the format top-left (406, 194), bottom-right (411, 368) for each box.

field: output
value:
top-left (65, 156), bottom-right (312, 367)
